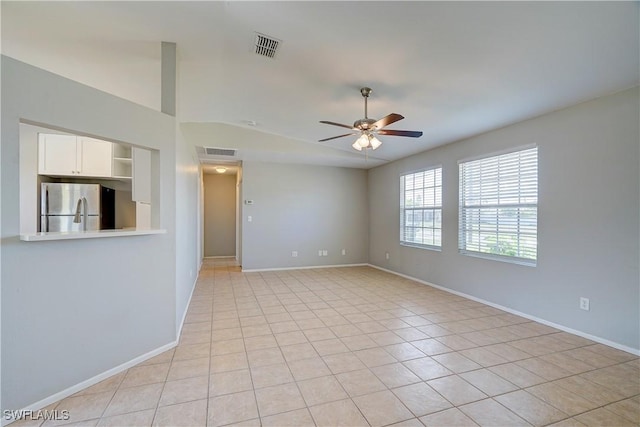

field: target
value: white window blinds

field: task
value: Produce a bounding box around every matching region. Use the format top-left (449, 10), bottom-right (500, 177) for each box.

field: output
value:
top-left (459, 147), bottom-right (538, 264)
top-left (400, 167), bottom-right (442, 249)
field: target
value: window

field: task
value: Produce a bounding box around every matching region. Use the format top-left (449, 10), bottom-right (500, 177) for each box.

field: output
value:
top-left (400, 167), bottom-right (442, 249)
top-left (459, 146), bottom-right (538, 264)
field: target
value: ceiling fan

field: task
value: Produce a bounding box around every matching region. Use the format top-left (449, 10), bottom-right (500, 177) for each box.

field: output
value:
top-left (319, 87), bottom-right (423, 151)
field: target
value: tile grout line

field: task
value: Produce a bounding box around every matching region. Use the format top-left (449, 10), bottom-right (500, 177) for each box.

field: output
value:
top-left (205, 272), bottom-right (215, 427)
top-left (60, 263), bottom-right (638, 427)
top-left (237, 269), bottom-right (263, 426)
top-left (92, 356), bottom-right (128, 424)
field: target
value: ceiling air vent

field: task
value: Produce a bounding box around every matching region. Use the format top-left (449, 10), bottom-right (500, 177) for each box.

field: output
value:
top-left (205, 147), bottom-right (236, 156)
top-left (254, 32), bottom-right (281, 59)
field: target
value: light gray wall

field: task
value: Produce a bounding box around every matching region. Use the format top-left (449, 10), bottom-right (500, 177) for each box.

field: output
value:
top-left (204, 173), bottom-right (237, 257)
top-left (18, 123), bottom-right (40, 234)
top-left (242, 162), bottom-right (368, 270)
top-left (172, 44), bottom-right (202, 334)
top-left (174, 127), bottom-right (200, 335)
top-left (1, 56), bottom-right (178, 410)
top-left (236, 169), bottom-right (243, 264)
top-left (368, 87), bottom-right (639, 351)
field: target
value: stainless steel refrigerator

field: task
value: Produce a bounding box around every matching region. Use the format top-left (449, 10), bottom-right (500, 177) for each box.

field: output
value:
top-left (41, 183), bottom-right (115, 232)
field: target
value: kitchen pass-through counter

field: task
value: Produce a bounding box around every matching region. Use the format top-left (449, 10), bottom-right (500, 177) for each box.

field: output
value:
top-left (20, 228), bottom-right (166, 242)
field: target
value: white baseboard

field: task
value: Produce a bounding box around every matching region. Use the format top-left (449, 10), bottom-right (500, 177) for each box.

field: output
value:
top-left (203, 255), bottom-right (236, 259)
top-left (368, 263), bottom-right (640, 356)
top-left (242, 263), bottom-right (368, 273)
top-left (3, 341), bottom-right (178, 426)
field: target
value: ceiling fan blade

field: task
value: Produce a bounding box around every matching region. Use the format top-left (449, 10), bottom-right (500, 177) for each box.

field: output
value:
top-left (377, 129), bottom-right (423, 138)
top-left (319, 120), bottom-right (354, 130)
top-left (372, 113), bottom-right (404, 129)
top-left (318, 133), bottom-right (355, 142)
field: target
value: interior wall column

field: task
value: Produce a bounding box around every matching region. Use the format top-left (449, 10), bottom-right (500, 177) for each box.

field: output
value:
top-left (161, 41), bottom-right (177, 117)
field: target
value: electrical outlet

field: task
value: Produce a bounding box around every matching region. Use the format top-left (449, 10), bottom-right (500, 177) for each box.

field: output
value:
top-left (385, 252), bottom-right (390, 260)
top-left (292, 251), bottom-right (298, 257)
top-left (579, 297), bottom-right (590, 311)
top-left (322, 250), bottom-right (328, 256)
top-left (341, 249), bottom-right (346, 255)
top-left (247, 215), bottom-right (252, 222)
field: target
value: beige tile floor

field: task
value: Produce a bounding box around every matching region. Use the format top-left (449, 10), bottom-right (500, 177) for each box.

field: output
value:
top-left (14, 258), bottom-right (640, 426)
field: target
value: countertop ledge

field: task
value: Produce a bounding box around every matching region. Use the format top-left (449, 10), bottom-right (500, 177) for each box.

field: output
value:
top-left (20, 229), bottom-right (167, 242)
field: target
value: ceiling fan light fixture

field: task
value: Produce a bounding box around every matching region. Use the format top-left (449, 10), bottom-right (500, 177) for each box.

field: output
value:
top-left (369, 135), bottom-right (382, 150)
top-left (356, 134), bottom-right (370, 148)
top-left (351, 133), bottom-right (382, 151)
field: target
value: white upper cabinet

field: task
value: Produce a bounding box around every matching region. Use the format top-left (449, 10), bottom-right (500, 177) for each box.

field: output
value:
top-left (77, 137), bottom-right (113, 177)
top-left (38, 134), bottom-right (77, 176)
top-left (38, 133), bottom-right (112, 177)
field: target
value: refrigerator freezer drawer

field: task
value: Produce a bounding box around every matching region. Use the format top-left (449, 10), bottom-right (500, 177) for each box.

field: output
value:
top-left (41, 215), bottom-right (100, 232)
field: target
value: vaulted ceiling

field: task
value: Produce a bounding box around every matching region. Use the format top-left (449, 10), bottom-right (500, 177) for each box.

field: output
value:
top-left (3, 1), bottom-right (638, 168)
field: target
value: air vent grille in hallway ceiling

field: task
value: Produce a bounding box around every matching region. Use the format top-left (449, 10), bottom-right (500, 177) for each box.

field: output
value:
top-left (254, 33), bottom-right (281, 58)
top-left (205, 147), bottom-right (236, 156)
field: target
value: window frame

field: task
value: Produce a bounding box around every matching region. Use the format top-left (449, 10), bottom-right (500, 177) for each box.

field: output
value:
top-left (458, 145), bottom-right (538, 266)
top-left (400, 165), bottom-right (443, 251)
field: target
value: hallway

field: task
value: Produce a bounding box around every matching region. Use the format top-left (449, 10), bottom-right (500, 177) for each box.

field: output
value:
top-left (24, 261), bottom-right (640, 426)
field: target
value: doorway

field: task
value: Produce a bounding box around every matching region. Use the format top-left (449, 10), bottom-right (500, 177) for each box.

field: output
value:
top-left (203, 168), bottom-right (238, 258)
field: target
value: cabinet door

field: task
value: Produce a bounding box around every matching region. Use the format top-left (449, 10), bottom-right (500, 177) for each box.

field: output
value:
top-left (38, 134), bottom-right (78, 175)
top-left (78, 137), bottom-right (112, 177)
top-left (132, 147), bottom-right (151, 203)
top-left (135, 202), bottom-right (151, 230)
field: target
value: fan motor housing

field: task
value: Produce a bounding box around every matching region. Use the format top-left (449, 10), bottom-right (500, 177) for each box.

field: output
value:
top-left (354, 118), bottom-right (376, 130)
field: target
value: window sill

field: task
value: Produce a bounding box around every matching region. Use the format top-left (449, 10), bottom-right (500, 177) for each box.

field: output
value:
top-left (400, 242), bottom-right (442, 252)
top-left (459, 250), bottom-right (537, 267)
top-left (20, 228), bottom-right (166, 242)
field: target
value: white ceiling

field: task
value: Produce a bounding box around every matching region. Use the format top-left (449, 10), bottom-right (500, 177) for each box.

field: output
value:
top-left (3, 1), bottom-right (638, 169)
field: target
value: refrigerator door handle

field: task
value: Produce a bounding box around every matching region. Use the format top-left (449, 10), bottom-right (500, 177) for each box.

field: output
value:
top-left (44, 186), bottom-right (50, 232)
top-left (82, 197), bottom-right (88, 231)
